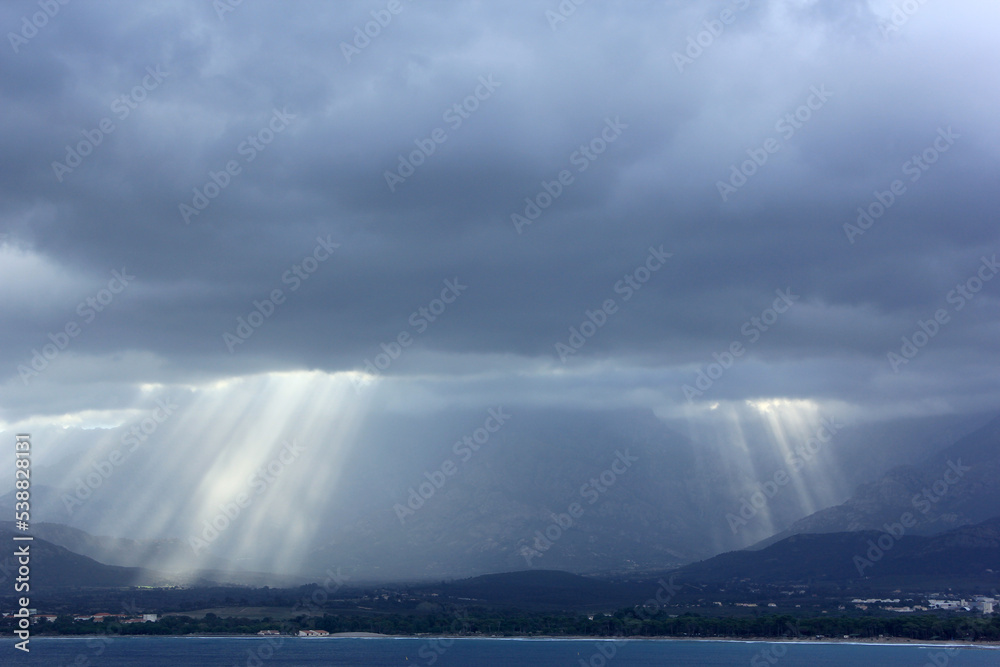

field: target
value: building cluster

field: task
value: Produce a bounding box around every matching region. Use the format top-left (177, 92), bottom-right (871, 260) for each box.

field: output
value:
top-left (851, 596), bottom-right (996, 614)
top-left (927, 596), bottom-right (996, 614)
top-left (1, 610), bottom-right (159, 624)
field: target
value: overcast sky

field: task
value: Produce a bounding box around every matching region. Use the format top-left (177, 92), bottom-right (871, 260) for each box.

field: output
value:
top-left (2, 0), bottom-right (998, 434)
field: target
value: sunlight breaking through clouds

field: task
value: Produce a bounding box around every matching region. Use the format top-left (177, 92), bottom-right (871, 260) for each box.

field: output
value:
top-left (671, 397), bottom-right (849, 547)
top-left (37, 370), bottom-right (375, 576)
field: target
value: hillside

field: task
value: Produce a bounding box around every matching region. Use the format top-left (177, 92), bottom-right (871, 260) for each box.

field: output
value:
top-left (0, 528), bottom-right (172, 589)
top-left (750, 414), bottom-right (1000, 550)
top-left (669, 516), bottom-right (1000, 589)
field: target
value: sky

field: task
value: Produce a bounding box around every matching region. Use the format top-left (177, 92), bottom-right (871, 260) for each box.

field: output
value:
top-left (1, 1), bottom-right (998, 569)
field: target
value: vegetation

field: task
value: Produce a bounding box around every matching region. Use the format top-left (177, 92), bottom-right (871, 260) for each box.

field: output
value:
top-left (9, 609), bottom-right (999, 642)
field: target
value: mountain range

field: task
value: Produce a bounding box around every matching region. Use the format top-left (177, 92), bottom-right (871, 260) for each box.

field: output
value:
top-left (3, 410), bottom-right (997, 584)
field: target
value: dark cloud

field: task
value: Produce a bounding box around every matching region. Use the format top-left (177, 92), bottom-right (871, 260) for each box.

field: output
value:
top-left (1, 0), bottom-right (998, 424)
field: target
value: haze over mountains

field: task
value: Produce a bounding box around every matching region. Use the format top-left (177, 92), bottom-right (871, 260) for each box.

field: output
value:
top-left (6, 408), bottom-right (998, 584)
top-left (753, 413), bottom-right (1000, 550)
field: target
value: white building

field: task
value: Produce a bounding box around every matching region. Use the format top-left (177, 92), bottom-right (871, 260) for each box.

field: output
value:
top-left (927, 599), bottom-right (965, 610)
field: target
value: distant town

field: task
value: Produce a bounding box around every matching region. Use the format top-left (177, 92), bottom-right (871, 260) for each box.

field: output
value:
top-left (3, 582), bottom-right (996, 642)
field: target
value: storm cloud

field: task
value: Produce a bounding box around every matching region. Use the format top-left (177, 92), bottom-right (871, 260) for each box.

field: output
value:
top-left (1, 1), bottom-right (998, 489)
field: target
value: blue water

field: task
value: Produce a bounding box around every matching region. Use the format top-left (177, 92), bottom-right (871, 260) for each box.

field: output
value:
top-left (0, 637), bottom-right (997, 666)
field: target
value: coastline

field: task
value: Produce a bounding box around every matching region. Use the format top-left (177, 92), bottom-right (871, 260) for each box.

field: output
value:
top-left (16, 633), bottom-right (1000, 648)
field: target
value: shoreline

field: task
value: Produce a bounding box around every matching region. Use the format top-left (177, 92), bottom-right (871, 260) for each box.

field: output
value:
top-left (16, 633), bottom-right (1000, 648)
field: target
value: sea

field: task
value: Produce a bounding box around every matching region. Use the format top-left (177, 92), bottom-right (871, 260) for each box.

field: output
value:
top-left (1, 637), bottom-right (997, 666)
